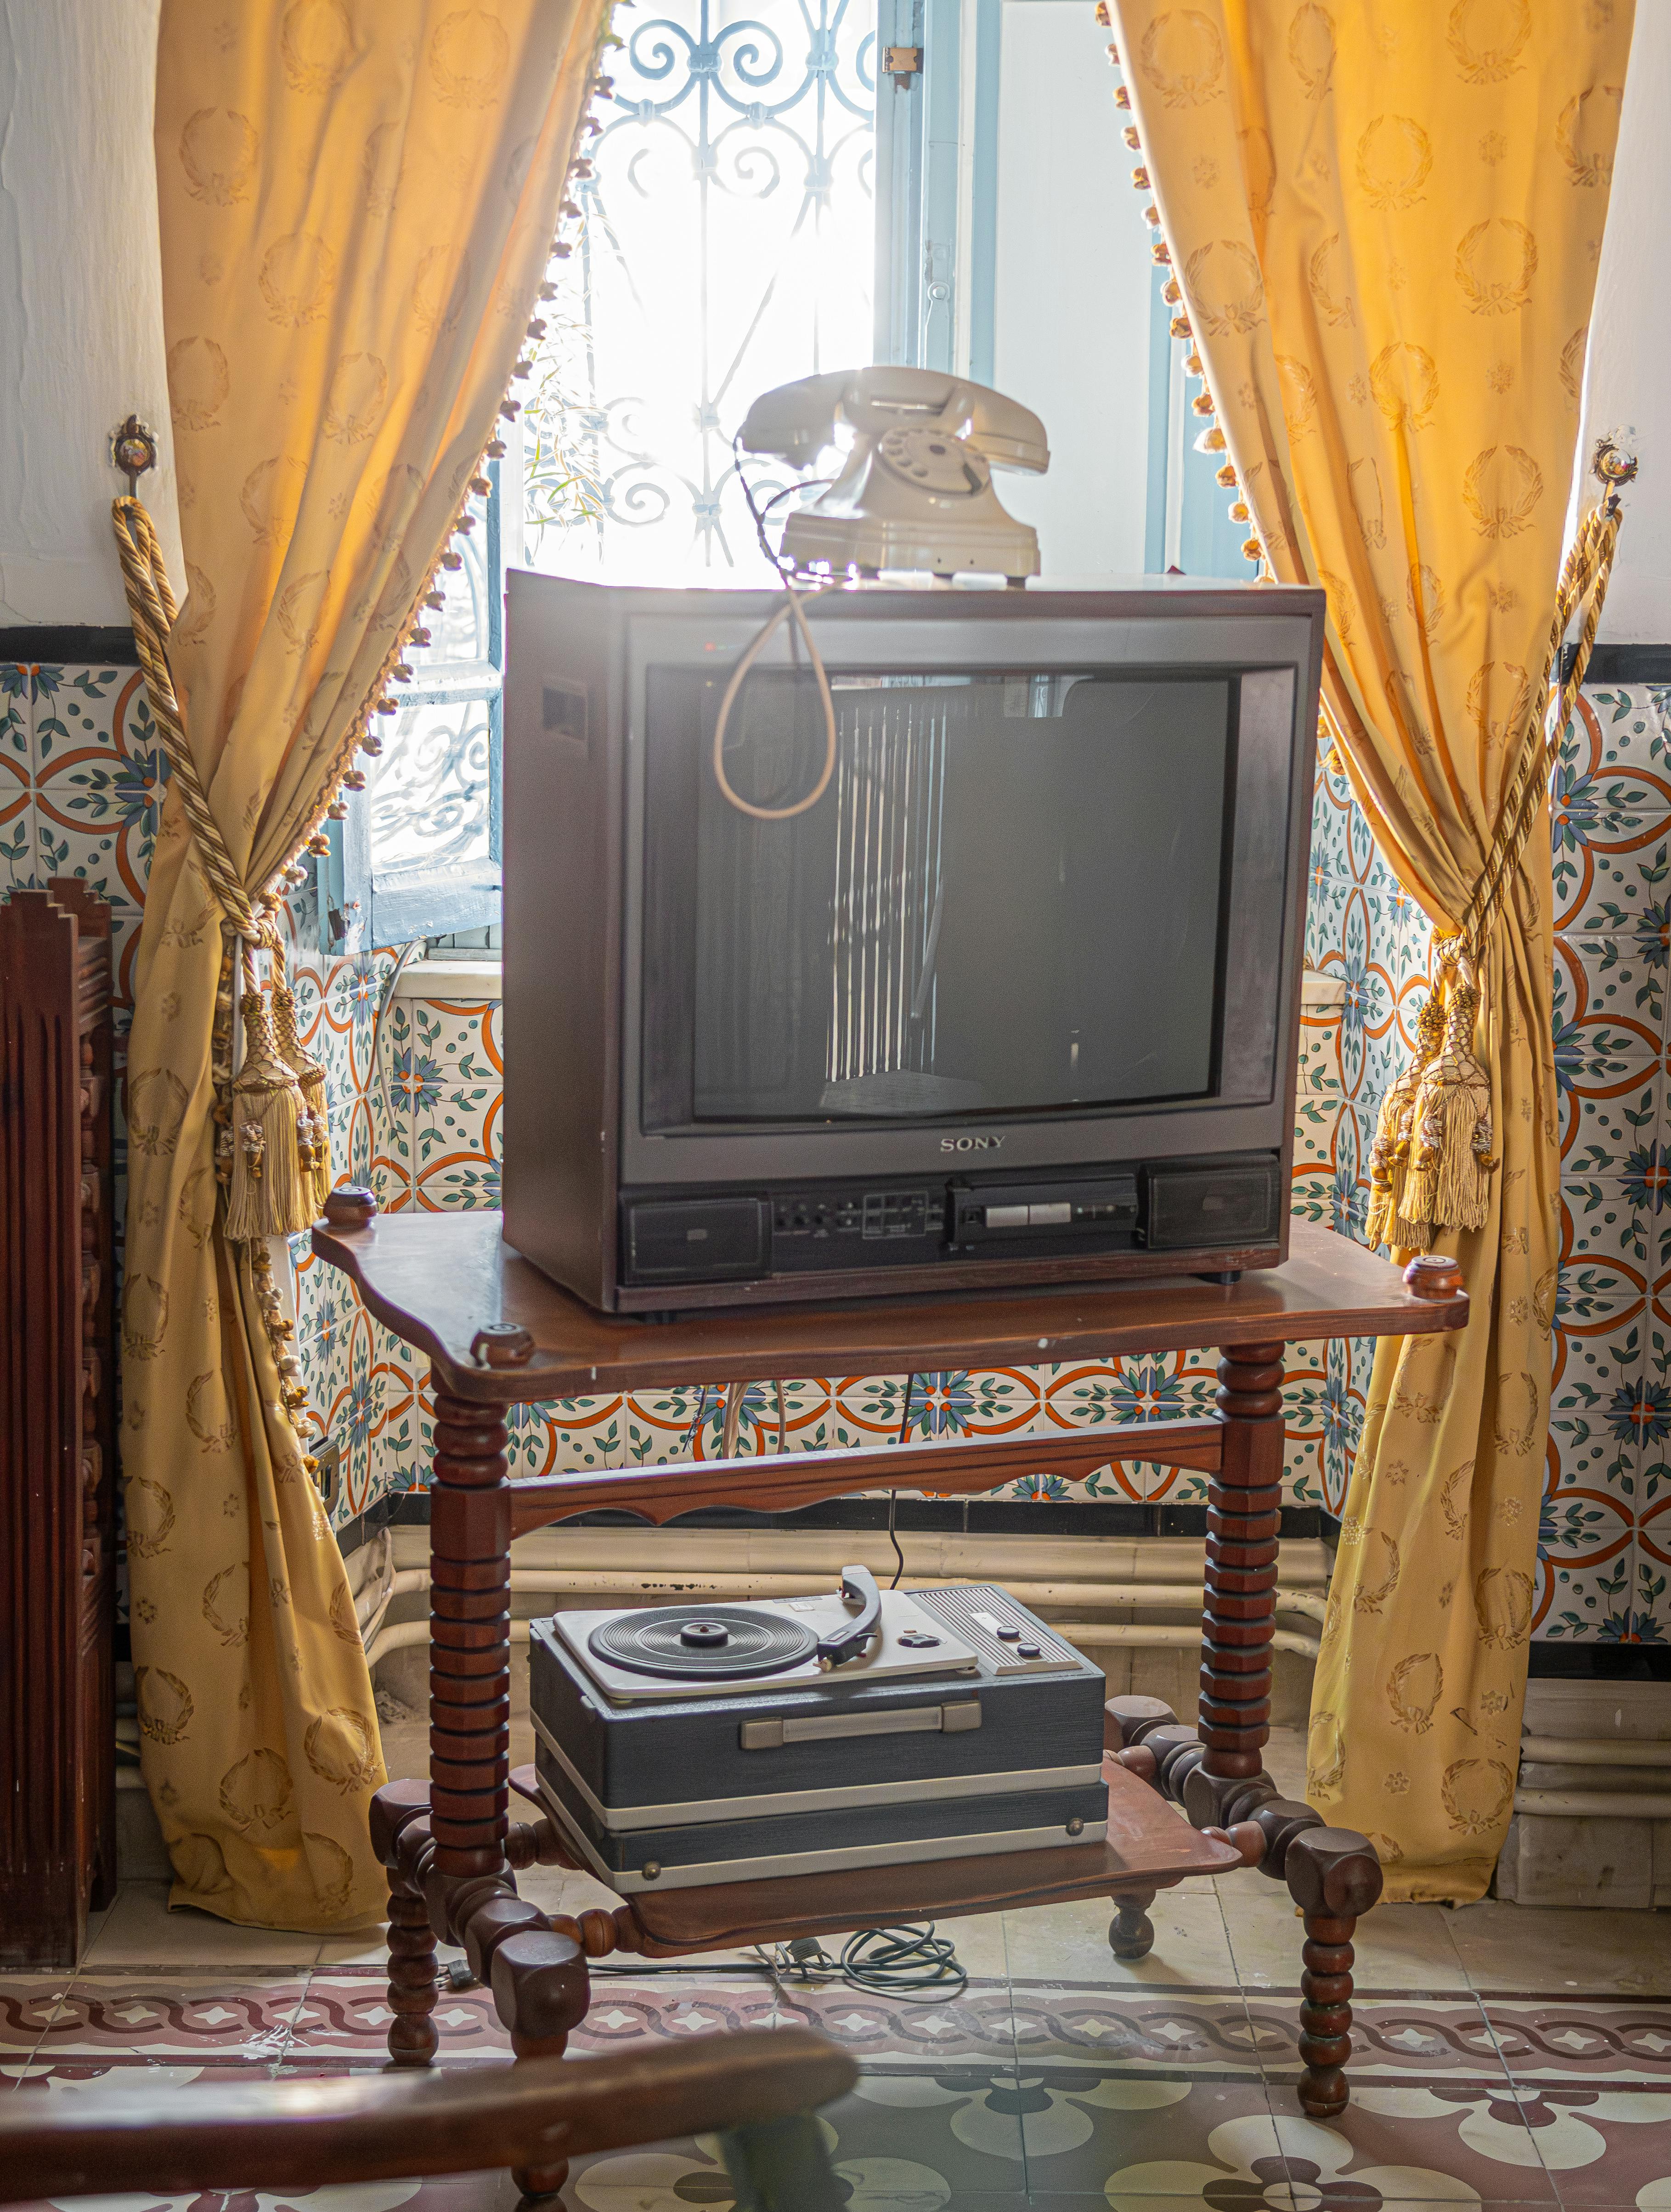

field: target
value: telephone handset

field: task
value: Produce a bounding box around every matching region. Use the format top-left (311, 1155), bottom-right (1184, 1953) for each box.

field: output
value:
top-left (714, 368), bottom-right (1052, 827)
top-left (737, 365), bottom-right (1050, 584)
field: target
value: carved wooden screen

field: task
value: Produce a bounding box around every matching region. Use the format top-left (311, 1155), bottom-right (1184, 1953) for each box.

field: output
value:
top-left (0, 882), bottom-right (117, 1965)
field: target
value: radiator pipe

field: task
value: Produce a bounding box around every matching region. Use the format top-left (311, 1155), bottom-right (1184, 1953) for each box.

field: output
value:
top-left (1513, 1789), bottom-right (1671, 1819)
top-left (374, 1565), bottom-right (1327, 1621)
top-left (364, 1613), bottom-right (1320, 1669)
top-left (1519, 1735), bottom-right (1671, 1767)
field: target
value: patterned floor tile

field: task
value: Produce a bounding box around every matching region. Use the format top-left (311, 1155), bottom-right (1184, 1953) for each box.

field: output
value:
top-left (1218, 1878), bottom-right (1471, 1996)
top-left (28, 1974), bottom-right (309, 2065)
top-left (0, 1981), bottom-right (69, 2064)
top-left (933, 1987), bottom-right (1269, 2078)
top-left (1495, 2084), bottom-right (1671, 2205)
top-left (1241, 1995), bottom-right (1511, 2087)
top-left (567, 1976), bottom-right (780, 2052)
top-left (79, 1880), bottom-right (322, 1969)
top-left (1002, 1889), bottom-right (1237, 1994)
top-left (570, 2081), bottom-right (1032, 2210)
top-left (1015, 2073), bottom-right (1284, 2199)
top-left (1265, 2095), bottom-right (1558, 2204)
top-left (287, 1968), bottom-right (506, 2066)
top-left (1478, 1999), bottom-right (1671, 2084)
top-left (817, 2070), bottom-right (1029, 2190)
top-left (773, 1976), bottom-right (1020, 2068)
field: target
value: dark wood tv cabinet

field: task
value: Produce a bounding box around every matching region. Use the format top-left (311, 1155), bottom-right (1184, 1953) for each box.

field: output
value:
top-left (313, 1199), bottom-right (1465, 2153)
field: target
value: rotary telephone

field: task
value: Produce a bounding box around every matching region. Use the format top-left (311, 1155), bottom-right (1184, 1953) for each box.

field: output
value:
top-left (737, 365), bottom-right (1050, 583)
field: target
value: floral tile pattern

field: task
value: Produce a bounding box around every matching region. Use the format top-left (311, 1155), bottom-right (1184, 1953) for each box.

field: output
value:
top-left (10, 661), bottom-right (1671, 1633)
top-left (6, 1920), bottom-right (1671, 2212)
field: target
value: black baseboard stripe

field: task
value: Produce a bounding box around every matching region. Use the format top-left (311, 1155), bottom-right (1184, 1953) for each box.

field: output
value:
top-left (1561, 642), bottom-right (1671, 684)
top-left (0, 625), bottom-right (139, 665)
top-left (389, 1489), bottom-right (1322, 1542)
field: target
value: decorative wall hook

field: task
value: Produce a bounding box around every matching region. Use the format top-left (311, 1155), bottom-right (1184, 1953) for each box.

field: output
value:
top-left (1592, 433), bottom-right (1638, 503)
top-left (111, 415), bottom-right (158, 497)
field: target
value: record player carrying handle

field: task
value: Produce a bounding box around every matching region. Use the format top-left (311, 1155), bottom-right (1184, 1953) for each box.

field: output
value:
top-left (817, 1565), bottom-right (882, 1668)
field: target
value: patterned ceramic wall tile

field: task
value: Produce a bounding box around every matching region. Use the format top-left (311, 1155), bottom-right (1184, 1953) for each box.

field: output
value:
top-left (15, 654), bottom-right (1671, 1638)
top-left (1538, 683), bottom-right (1671, 1639)
top-left (0, 668), bottom-right (34, 891)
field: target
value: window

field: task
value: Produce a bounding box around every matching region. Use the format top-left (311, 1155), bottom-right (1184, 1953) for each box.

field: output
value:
top-left (327, 0), bottom-right (1251, 949)
top-left (319, 475), bottom-right (503, 952)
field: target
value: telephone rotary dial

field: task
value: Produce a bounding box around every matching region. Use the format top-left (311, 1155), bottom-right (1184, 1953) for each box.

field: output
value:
top-left (738, 365), bottom-right (1050, 582)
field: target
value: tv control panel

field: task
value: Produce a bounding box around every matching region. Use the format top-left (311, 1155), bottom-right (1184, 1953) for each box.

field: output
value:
top-left (621, 1156), bottom-right (1280, 1289)
top-left (773, 1190), bottom-right (932, 1244)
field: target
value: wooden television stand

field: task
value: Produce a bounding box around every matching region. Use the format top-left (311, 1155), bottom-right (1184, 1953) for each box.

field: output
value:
top-left (314, 1199), bottom-right (1466, 2145)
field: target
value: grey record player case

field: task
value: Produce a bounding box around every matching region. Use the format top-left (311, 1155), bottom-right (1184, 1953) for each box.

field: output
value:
top-left (529, 1585), bottom-right (1109, 1890)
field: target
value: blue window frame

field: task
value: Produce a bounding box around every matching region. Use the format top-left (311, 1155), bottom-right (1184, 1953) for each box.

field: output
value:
top-left (322, 467), bottom-right (504, 953)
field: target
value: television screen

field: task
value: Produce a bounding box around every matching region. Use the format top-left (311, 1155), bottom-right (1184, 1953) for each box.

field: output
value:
top-left (689, 669), bottom-right (1235, 1122)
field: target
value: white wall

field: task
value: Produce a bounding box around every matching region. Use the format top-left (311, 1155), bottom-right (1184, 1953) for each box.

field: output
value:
top-left (0, 0), bottom-right (179, 626)
top-left (1583, 2), bottom-right (1671, 644)
top-left (990, 0), bottom-right (1150, 576)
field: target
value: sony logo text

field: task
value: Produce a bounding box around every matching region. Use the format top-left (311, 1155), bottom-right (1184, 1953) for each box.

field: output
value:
top-left (940, 1135), bottom-right (1006, 1153)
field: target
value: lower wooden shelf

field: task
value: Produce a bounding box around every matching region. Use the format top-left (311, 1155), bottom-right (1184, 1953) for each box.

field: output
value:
top-left (525, 1754), bottom-right (1240, 1958)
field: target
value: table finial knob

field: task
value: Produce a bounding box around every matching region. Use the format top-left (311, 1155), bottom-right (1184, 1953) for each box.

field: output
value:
top-left (322, 1183), bottom-right (378, 1229)
top-left (1404, 1251), bottom-right (1463, 1300)
top-left (472, 1321), bottom-right (535, 1368)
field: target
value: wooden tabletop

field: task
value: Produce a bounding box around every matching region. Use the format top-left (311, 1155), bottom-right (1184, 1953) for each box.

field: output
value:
top-left (312, 1210), bottom-right (1467, 1402)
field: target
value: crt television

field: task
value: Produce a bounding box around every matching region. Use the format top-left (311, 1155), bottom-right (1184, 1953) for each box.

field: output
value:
top-left (502, 574), bottom-right (1324, 1311)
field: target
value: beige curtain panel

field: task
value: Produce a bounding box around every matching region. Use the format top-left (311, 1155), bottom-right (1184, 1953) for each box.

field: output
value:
top-left (1106, 0), bottom-right (1634, 1899)
top-left (123, 0), bottom-right (611, 1929)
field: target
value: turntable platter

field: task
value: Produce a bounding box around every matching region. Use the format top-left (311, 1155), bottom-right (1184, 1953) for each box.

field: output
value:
top-left (588, 1605), bottom-right (819, 1680)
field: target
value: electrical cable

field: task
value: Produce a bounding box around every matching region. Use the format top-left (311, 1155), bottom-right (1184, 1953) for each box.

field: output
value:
top-left (457, 1942), bottom-right (961, 1995)
top-left (710, 587), bottom-right (838, 823)
top-left (733, 429), bottom-right (832, 584)
top-left (682, 1382), bottom-right (709, 1456)
top-left (887, 1373), bottom-right (916, 1589)
top-left (841, 1925), bottom-right (967, 2000)
top-left (711, 433), bottom-right (840, 824)
top-left (754, 1926), bottom-right (966, 2004)
top-left (372, 937), bottom-right (425, 1137)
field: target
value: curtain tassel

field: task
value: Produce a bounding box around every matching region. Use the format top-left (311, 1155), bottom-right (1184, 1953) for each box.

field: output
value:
top-left (1397, 967), bottom-right (1497, 1236)
top-left (224, 987), bottom-right (316, 1241)
top-left (1364, 978), bottom-right (1448, 1248)
top-left (270, 977), bottom-right (334, 1218)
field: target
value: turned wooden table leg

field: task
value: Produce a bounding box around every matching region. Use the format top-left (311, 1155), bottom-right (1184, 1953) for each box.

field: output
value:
top-left (1197, 1340), bottom-right (1284, 1789)
top-left (370, 1780), bottom-right (437, 2067)
top-left (429, 1388), bottom-right (514, 1890)
top-left (1192, 1345), bottom-right (1384, 2116)
top-left (1108, 1887), bottom-right (1157, 1960)
top-left (367, 1390), bottom-right (516, 2070)
top-left (493, 1925), bottom-right (594, 2204)
top-left (386, 1876), bottom-right (440, 2066)
top-left (1284, 1827), bottom-right (1384, 2116)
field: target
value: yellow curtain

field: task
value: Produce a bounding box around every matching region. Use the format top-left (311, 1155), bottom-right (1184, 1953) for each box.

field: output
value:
top-left (123, 0), bottom-right (609, 1928)
top-left (1108, 0), bottom-right (1634, 1900)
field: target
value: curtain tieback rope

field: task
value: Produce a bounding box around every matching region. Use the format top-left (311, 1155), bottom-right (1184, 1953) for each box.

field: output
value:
top-left (111, 493), bottom-right (331, 1238)
top-left (1366, 439), bottom-right (1636, 1249)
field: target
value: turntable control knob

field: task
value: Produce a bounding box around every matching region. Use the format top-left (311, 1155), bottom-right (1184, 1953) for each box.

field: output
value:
top-left (996, 1625), bottom-right (1022, 1642)
top-left (1018, 1643), bottom-right (1041, 1659)
top-left (679, 1619), bottom-right (730, 1649)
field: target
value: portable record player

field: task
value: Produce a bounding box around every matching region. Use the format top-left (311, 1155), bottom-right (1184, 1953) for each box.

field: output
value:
top-left (528, 1568), bottom-right (1108, 1891)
